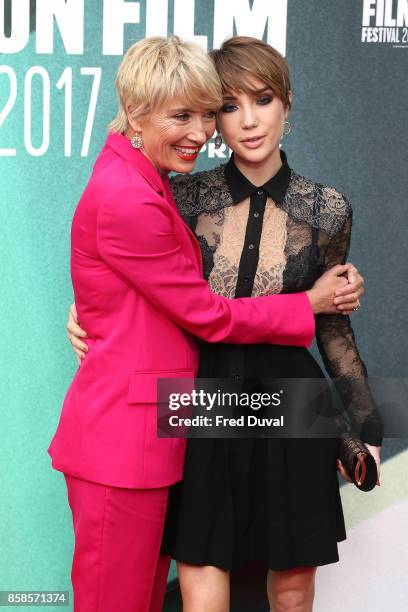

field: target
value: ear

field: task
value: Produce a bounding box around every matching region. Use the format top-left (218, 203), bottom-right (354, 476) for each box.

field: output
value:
top-left (126, 103), bottom-right (143, 133)
top-left (285, 90), bottom-right (293, 117)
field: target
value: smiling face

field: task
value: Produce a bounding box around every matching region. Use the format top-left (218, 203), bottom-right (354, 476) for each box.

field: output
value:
top-left (217, 75), bottom-right (291, 169)
top-left (127, 99), bottom-right (217, 174)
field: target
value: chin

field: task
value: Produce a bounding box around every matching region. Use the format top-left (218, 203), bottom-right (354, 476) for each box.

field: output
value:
top-left (238, 147), bottom-right (272, 164)
top-left (171, 159), bottom-right (197, 173)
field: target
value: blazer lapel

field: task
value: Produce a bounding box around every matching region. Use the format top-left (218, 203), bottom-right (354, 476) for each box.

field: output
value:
top-left (105, 132), bottom-right (203, 276)
top-left (162, 178), bottom-right (203, 276)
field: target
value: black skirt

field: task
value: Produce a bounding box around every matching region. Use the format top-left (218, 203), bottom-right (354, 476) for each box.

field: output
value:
top-left (160, 342), bottom-right (347, 571)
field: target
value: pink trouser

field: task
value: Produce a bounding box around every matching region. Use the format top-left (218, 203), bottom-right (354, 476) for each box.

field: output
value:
top-left (64, 473), bottom-right (171, 612)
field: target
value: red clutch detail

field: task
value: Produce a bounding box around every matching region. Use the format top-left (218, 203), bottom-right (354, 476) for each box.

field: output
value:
top-left (355, 452), bottom-right (367, 486)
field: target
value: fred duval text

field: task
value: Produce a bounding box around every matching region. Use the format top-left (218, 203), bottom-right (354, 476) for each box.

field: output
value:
top-left (168, 415), bottom-right (285, 428)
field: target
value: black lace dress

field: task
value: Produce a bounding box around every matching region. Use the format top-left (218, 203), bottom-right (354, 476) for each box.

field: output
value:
top-left (160, 151), bottom-right (384, 571)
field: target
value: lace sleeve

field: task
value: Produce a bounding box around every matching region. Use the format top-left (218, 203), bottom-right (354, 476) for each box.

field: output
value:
top-left (315, 197), bottom-right (384, 446)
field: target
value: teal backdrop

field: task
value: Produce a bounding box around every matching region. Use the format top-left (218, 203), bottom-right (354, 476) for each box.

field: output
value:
top-left (1, 1), bottom-right (407, 610)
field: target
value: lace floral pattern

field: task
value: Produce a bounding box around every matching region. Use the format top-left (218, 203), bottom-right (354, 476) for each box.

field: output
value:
top-left (170, 165), bottom-right (233, 219)
top-left (171, 166), bottom-right (351, 235)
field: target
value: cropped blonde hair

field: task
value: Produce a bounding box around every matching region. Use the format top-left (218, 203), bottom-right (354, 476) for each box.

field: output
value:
top-left (109, 36), bottom-right (223, 133)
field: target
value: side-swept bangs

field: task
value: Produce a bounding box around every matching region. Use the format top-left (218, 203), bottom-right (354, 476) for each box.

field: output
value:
top-left (210, 36), bottom-right (291, 110)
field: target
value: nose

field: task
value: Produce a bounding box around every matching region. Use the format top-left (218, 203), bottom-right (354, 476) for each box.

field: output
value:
top-left (240, 103), bottom-right (258, 129)
top-left (188, 116), bottom-right (214, 145)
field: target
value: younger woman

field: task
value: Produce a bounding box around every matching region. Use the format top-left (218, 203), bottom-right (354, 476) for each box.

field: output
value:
top-left (160, 37), bottom-right (383, 612)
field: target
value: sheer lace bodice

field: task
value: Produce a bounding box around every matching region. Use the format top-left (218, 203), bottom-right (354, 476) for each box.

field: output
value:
top-left (170, 162), bottom-right (384, 446)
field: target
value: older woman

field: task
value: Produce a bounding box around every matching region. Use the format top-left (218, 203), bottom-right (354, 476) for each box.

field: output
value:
top-left (53, 36), bottom-right (364, 611)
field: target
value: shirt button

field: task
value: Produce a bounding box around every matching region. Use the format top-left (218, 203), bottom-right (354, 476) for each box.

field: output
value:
top-left (243, 276), bottom-right (250, 283)
top-left (257, 189), bottom-right (264, 196)
top-left (233, 374), bottom-right (241, 380)
top-left (253, 212), bottom-right (260, 218)
top-left (248, 243), bottom-right (255, 250)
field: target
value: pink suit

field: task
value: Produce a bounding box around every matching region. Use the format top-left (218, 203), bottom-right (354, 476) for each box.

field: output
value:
top-left (48, 132), bottom-right (315, 611)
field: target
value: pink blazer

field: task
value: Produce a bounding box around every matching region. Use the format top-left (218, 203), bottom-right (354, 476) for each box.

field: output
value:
top-left (48, 132), bottom-right (315, 489)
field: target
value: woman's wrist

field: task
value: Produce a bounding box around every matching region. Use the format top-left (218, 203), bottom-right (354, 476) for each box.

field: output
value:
top-left (305, 288), bottom-right (321, 314)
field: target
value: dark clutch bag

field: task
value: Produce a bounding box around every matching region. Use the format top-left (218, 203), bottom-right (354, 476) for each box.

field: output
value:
top-left (338, 434), bottom-right (378, 492)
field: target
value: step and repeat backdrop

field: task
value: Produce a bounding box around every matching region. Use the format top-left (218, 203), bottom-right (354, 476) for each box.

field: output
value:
top-left (1, 1), bottom-right (407, 610)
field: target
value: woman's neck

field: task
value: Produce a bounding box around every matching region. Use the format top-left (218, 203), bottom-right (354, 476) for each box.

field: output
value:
top-left (233, 147), bottom-right (283, 187)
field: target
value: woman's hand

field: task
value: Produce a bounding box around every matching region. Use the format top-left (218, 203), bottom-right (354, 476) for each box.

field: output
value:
top-left (67, 303), bottom-right (88, 366)
top-left (337, 444), bottom-right (381, 486)
top-left (333, 263), bottom-right (364, 315)
top-left (336, 458), bottom-right (353, 483)
top-left (306, 263), bottom-right (364, 315)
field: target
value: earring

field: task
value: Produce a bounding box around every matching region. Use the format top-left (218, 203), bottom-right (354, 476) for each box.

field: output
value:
top-left (282, 120), bottom-right (292, 137)
top-left (214, 133), bottom-right (223, 149)
top-left (131, 132), bottom-right (143, 149)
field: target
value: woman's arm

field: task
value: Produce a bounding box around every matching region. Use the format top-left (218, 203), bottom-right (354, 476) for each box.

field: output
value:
top-left (315, 203), bottom-right (384, 450)
top-left (96, 184), bottom-right (319, 346)
top-left (67, 180), bottom-right (364, 357)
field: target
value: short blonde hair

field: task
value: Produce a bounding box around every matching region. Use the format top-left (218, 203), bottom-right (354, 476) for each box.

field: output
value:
top-left (109, 36), bottom-right (223, 133)
top-left (210, 36), bottom-right (292, 111)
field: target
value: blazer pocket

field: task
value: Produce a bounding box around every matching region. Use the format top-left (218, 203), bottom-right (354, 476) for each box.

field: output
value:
top-left (127, 369), bottom-right (195, 404)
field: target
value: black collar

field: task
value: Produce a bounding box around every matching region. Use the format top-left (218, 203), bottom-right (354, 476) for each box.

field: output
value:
top-left (225, 149), bottom-right (291, 205)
